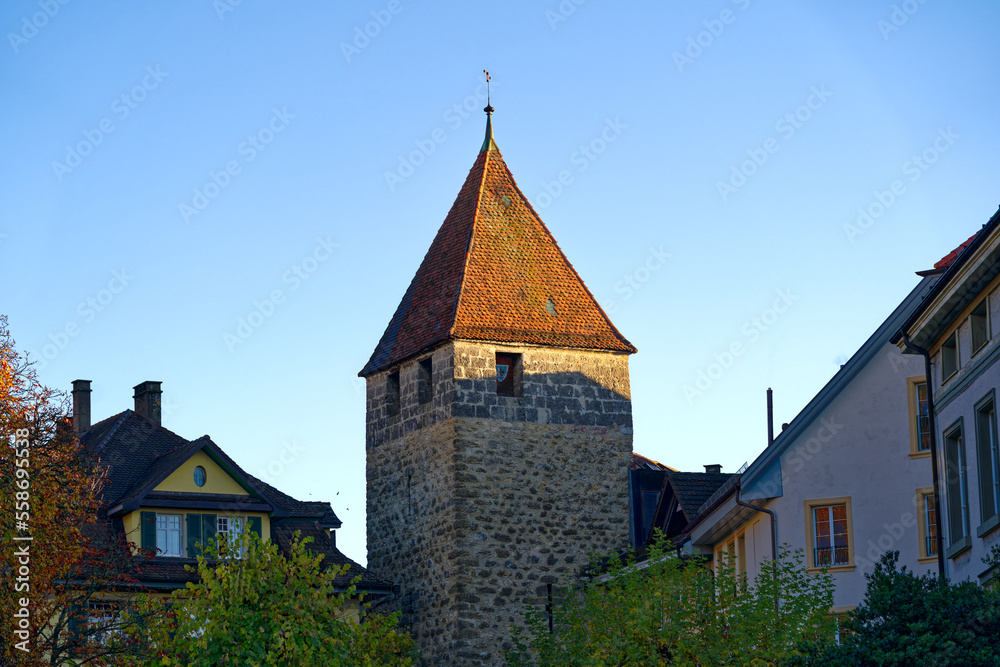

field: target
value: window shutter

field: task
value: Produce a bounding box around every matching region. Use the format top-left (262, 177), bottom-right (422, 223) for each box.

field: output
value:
top-left (140, 511), bottom-right (156, 551)
top-left (186, 514), bottom-right (202, 558)
top-left (248, 516), bottom-right (262, 539)
top-left (202, 513), bottom-right (218, 551)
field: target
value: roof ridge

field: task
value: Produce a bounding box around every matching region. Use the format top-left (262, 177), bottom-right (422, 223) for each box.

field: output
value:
top-left (449, 146), bottom-right (493, 342)
top-left (91, 411), bottom-right (131, 453)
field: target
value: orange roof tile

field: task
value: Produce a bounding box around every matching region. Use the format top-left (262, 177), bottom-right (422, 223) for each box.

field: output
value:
top-left (934, 233), bottom-right (977, 269)
top-left (360, 114), bottom-right (635, 377)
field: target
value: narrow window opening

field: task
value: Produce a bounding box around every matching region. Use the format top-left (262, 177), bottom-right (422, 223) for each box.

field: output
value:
top-left (971, 299), bottom-right (990, 354)
top-left (924, 493), bottom-right (938, 557)
top-left (944, 425), bottom-right (969, 544)
top-left (386, 371), bottom-right (401, 418)
top-left (418, 357), bottom-right (433, 405)
top-left (941, 331), bottom-right (959, 380)
top-left (496, 352), bottom-right (522, 397)
top-left (976, 399), bottom-right (1000, 523)
top-left (914, 381), bottom-right (930, 452)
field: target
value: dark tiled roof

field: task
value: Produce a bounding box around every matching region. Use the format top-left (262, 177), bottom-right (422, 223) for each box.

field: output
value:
top-left (270, 520), bottom-right (392, 590)
top-left (664, 471), bottom-right (734, 518)
top-left (83, 410), bottom-right (373, 588)
top-left (83, 410), bottom-right (193, 506)
top-left (360, 118), bottom-right (636, 377)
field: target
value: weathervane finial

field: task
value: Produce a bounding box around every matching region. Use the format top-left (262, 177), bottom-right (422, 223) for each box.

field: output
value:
top-left (483, 69), bottom-right (494, 115)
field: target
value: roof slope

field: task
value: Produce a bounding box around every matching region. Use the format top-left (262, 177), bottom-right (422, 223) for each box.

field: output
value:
top-left (665, 471), bottom-right (735, 517)
top-left (740, 273), bottom-right (940, 499)
top-left (80, 411), bottom-right (389, 590)
top-left (360, 115), bottom-right (635, 377)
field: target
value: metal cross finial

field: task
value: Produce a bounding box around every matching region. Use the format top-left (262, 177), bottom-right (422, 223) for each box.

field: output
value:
top-left (483, 69), bottom-right (494, 115)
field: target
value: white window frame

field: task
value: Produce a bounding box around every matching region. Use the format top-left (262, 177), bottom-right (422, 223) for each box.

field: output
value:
top-left (217, 516), bottom-right (245, 558)
top-left (156, 514), bottom-right (182, 557)
top-left (87, 602), bottom-right (121, 646)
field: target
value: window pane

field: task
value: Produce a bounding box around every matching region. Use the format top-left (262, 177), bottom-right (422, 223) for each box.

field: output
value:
top-left (925, 495), bottom-right (938, 556)
top-left (916, 383), bottom-right (930, 451)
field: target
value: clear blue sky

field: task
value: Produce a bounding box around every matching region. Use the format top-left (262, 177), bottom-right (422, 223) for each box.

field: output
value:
top-left (2, 1), bottom-right (998, 565)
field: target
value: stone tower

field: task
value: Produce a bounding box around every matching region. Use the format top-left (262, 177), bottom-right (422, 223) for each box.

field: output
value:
top-left (360, 106), bottom-right (636, 665)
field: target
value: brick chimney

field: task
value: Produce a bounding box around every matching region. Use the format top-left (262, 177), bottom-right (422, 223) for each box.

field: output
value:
top-left (704, 464), bottom-right (722, 474)
top-left (133, 381), bottom-right (162, 426)
top-left (72, 379), bottom-right (91, 437)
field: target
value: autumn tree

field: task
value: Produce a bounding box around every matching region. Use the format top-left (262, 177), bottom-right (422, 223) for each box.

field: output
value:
top-left (507, 537), bottom-right (836, 667)
top-left (1, 315), bottom-right (155, 665)
top-left (138, 528), bottom-right (417, 666)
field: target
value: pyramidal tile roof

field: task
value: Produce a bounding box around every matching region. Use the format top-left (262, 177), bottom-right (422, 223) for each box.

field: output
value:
top-left (360, 112), bottom-right (636, 377)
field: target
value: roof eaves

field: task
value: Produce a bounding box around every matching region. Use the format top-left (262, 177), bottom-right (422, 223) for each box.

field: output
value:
top-left (741, 274), bottom-right (939, 493)
top-left (891, 206), bottom-right (1000, 346)
top-left (682, 477), bottom-right (740, 535)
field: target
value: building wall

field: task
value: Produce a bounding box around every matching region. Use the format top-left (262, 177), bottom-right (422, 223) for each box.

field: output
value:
top-left (930, 276), bottom-right (1000, 582)
top-left (366, 340), bottom-right (633, 665)
top-left (154, 450), bottom-right (250, 495)
top-left (690, 341), bottom-right (934, 610)
top-left (772, 341), bottom-right (933, 607)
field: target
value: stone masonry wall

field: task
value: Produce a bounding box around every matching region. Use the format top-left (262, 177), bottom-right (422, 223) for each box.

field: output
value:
top-left (366, 340), bottom-right (633, 665)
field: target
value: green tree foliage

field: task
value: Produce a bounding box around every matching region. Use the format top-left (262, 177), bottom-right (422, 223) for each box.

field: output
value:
top-left (137, 529), bottom-right (416, 667)
top-left (507, 538), bottom-right (836, 667)
top-left (793, 551), bottom-right (1000, 667)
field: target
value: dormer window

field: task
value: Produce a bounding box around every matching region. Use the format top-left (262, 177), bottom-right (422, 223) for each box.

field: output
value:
top-left (156, 514), bottom-right (182, 557)
top-left (193, 466), bottom-right (206, 488)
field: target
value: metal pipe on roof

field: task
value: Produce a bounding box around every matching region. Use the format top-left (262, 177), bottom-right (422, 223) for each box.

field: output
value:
top-left (767, 388), bottom-right (774, 447)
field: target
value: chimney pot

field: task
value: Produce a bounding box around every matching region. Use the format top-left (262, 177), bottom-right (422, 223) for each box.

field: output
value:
top-left (133, 381), bottom-right (162, 426)
top-left (704, 464), bottom-right (722, 474)
top-left (72, 380), bottom-right (92, 438)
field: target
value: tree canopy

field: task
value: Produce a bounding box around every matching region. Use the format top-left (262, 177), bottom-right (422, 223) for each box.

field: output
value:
top-left (792, 551), bottom-right (1000, 667)
top-left (138, 528), bottom-right (417, 666)
top-left (507, 538), bottom-right (836, 667)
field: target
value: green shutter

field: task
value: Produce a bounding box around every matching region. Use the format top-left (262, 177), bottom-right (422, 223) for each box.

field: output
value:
top-left (248, 516), bottom-right (262, 539)
top-left (186, 514), bottom-right (202, 557)
top-left (140, 511), bottom-right (156, 551)
top-left (202, 513), bottom-right (217, 552)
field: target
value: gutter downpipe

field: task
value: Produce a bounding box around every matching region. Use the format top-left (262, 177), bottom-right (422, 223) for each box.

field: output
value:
top-left (901, 333), bottom-right (946, 579)
top-left (735, 479), bottom-right (778, 614)
top-left (735, 481), bottom-right (777, 565)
